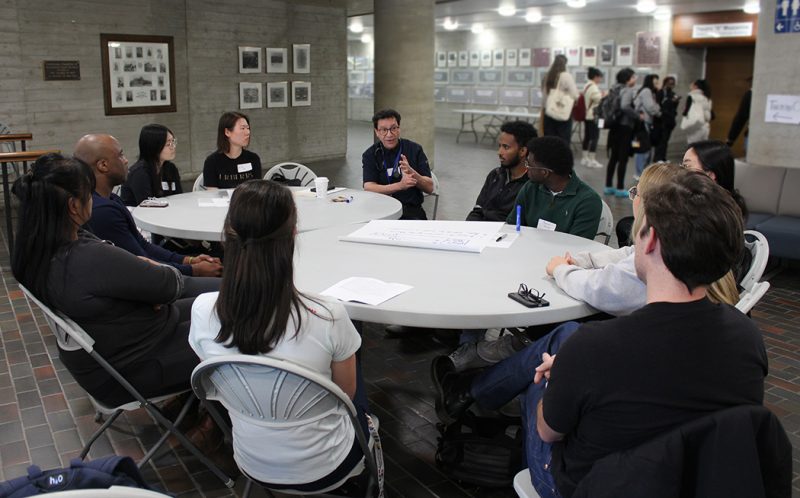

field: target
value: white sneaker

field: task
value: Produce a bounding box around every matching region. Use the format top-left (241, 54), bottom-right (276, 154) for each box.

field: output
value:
top-left (580, 156), bottom-right (589, 166)
top-left (590, 159), bottom-right (604, 169)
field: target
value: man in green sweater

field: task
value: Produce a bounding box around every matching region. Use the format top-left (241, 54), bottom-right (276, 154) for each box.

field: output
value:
top-left (506, 136), bottom-right (601, 239)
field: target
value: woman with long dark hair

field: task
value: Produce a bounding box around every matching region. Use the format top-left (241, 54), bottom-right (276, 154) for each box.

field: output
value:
top-left (121, 123), bottom-right (179, 206)
top-left (542, 54), bottom-right (579, 144)
top-left (189, 180), bottom-right (370, 490)
top-left (682, 139), bottom-right (748, 220)
top-left (633, 74), bottom-right (661, 178)
top-left (12, 153), bottom-right (199, 407)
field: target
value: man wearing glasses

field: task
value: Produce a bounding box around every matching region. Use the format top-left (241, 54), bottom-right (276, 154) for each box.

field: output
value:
top-left (506, 136), bottom-right (601, 239)
top-left (362, 109), bottom-right (434, 220)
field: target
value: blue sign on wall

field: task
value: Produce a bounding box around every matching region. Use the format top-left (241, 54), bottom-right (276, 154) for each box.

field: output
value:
top-left (775, 0), bottom-right (800, 33)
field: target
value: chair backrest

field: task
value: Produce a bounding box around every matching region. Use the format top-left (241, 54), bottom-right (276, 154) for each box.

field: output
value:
top-left (595, 200), bottom-right (614, 245)
top-left (735, 281), bottom-right (770, 314)
top-left (264, 162), bottom-right (317, 187)
top-left (111, 185), bottom-right (122, 196)
top-left (740, 230), bottom-right (769, 292)
top-left (192, 173), bottom-right (205, 191)
top-left (512, 469), bottom-right (542, 498)
top-left (18, 284), bottom-right (95, 353)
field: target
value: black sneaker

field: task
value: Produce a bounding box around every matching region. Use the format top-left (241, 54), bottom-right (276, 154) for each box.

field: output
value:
top-left (434, 373), bottom-right (475, 425)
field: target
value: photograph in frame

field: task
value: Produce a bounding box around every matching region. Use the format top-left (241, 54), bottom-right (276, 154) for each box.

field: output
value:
top-left (493, 48), bottom-right (505, 67)
top-left (291, 81), bottom-right (311, 106)
top-left (616, 44), bottom-right (633, 66)
top-left (600, 40), bottom-right (615, 65)
top-left (481, 50), bottom-right (493, 67)
top-left (582, 46), bottom-right (597, 67)
top-left (445, 86), bottom-right (471, 104)
top-left (473, 87), bottom-right (498, 105)
top-left (566, 47), bottom-right (581, 66)
top-left (552, 47), bottom-right (565, 58)
top-left (448, 51), bottom-right (458, 68)
top-left (100, 33), bottom-right (176, 116)
top-left (451, 69), bottom-right (476, 85)
top-left (499, 87), bottom-right (529, 107)
top-left (635, 32), bottom-right (661, 66)
top-left (573, 69), bottom-right (588, 86)
top-left (506, 68), bottom-right (534, 86)
top-left (437, 51), bottom-right (447, 68)
top-left (239, 46), bottom-right (261, 73)
top-left (505, 49), bottom-right (518, 67)
top-left (434, 69), bottom-right (449, 84)
top-left (267, 81), bottom-right (288, 108)
top-left (266, 48), bottom-right (288, 73)
top-left (239, 82), bottom-right (262, 109)
top-left (478, 69), bottom-right (503, 85)
top-left (530, 87), bottom-right (544, 108)
top-left (293, 44), bottom-right (310, 73)
top-left (532, 48), bottom-right (551, 67)
top-left (469, 51), bottom-right (481, 67)
top-left (459, 51), bottom-right (469, 67)
top-left (518, 48), bottom-right (532, 67)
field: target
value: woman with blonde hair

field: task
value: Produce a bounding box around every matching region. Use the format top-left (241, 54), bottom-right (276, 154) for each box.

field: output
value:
top-left (542, 54), bottom-right (579, 144)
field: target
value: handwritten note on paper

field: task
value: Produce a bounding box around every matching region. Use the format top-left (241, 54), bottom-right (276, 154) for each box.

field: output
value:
top-left (339, 220), bottom-right (504, 253)
top-left (765, 95), bottom-right (800, 125)
top-left (321, 277), bottom-right (412, 306)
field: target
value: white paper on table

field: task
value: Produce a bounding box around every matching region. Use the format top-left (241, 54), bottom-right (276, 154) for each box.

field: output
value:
top-left (197, 198), bottom-right (230, 207)
top-left (339, 220), bottom-right (504, 253)
top-left (294, 187), bottom-right (348, 197)
top-left (485, 232), bottom-right (519, 248)
top-left (321, 277), bottom-right (412, 306)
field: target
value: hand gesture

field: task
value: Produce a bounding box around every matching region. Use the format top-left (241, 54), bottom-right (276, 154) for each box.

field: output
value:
top-left (398, 155), bottom-right (418, 190)
top-left (193, 260), bottom-right (223, 277)
top-left (546, 252), bottom-right (574, 276)
top-left (192, 254), bottom-right (222, 265)
top-left (534, 352), bottom-right (556, 385)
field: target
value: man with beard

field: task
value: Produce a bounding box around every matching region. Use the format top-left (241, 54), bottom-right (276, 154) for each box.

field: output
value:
top-left (507, 136), bottom-right (601, 239)
top-left (466, 121), bottom-right (537, 222)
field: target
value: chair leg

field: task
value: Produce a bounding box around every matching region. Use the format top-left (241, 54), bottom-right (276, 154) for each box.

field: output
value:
top-left (80, 409), bottom-right (124, 460)
top-left (433, 196), bottom-right (439, 220)
top-left (242, 478), bottom-right (253, 498)
top-left (139, 396), bottom-right (196, 466)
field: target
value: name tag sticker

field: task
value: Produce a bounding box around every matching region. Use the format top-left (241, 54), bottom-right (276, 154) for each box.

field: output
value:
top-left (171, 182), bottom-right (177, 190)
top-left (537, 219), bottom-right (557, 231)
top-left (238, 162), bottom-right (253, 173)
top-left (386, 168), bottom-right (394, 178)
top-left (597, 118), bottom-right (605, 128)
top-left (161, 181), bottom-right (170, 190)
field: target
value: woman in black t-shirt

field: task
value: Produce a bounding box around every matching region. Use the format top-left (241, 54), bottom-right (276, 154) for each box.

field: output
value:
top-left (203, 111), bottom-right (262, 189)
top-left (121, 123), bottom-right (179, 206)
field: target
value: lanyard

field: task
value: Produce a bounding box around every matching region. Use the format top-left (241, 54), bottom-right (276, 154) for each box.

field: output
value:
top-left (382, 143), bottom-right (403, 182)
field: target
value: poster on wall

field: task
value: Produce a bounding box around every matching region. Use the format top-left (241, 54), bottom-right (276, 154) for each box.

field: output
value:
top-left (499, 87), bottom-right (529, 106)
top-left (532, 48), bottom-right (551, 67)
top-left (481, 50), bottom-right (493, 67)
top-left (530, 87), bottom-right (543, 108)
top-left (448, 51), bottom-right (458, 67)
top-left (434, 69), bottom-right (449, 84)
top-left (600, 40), bottom-right (615, 65)
top-left (566, 47), bottom-right (581, 66)
top-left (459, 51), bottom-right (469, 67)
top-left (446, 86), bottom-right (471, 103)
top-left (100, 33), bottom-right (176, 116)
top-left (239, 82), bottom-right (262, 109)
top-left (518, 48), bottom-right (532, 66)
top-left (506, 68), bottom-right (534, 86)
top-left (238, 46), bottom-right (262, 73)
top-left (479, 69), bottom-right (504, 84)
top-left (582, 46), bottom-right (597, 67)
top-left (291, 81), bottom-right (311, 106)
top-left (451, 69), bottom-right (476, 84)
top-left (266, 48), bottom-right (288, 73)
top-left (473, 87), bottom-right (498, 105)
top-left (573, 69), bottom-right (588, 85)
top-left (616, 44), bottom-right (633, 66)
top-left (267, 81), bottom-right (288, 108)
top-left (493, 49), bottom-right (505, 67)
top-left (293, 44), bottom-right (310, 73)
top-left (506, 49), bottom-right (518, 67)
top-left (469, 51), bottom-right (481, 67)
top-left (437, 51), bottom-right (447, 68)
top-left (635, 32), bottom-right (661, 66)
top-left (552, 47), bottom-right (565, 58)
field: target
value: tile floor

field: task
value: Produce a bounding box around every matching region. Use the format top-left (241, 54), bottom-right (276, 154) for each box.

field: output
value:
top-left (0, 123), bottom-right (797, 497)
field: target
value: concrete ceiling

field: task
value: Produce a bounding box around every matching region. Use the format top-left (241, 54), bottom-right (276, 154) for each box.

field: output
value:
top-left (346, 0), bottom-right (753, 39)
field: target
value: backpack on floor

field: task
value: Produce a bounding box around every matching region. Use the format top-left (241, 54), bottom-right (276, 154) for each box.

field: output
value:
top-left (595, 85), bottom-right (623, 129)
top-left (435, 410), bottom-right (524, 488)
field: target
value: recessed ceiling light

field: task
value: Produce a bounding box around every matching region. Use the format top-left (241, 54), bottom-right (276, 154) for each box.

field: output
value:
top-left (653, 7), bottom-right (671, 19)
top-left (550, 15), bottom-right (566, 27)
top-left (525, 8), bottom-right (542, 22)
top-left (471, 23), bottom-right (485, 34)
top-left (567, 0), bottom-right (586, 8)
top-left (743, 1), bottom-right (760, 13)
top-left (498, 4), bottom-right (516, 16)
top-left (360, 34), bottom-right (372, 44)
top-left (349, 20), bottom-right (364, 33)
top-left (636, 0), bottom-right (657, 13)
top-left (443, 17), bottom-right (459, 30)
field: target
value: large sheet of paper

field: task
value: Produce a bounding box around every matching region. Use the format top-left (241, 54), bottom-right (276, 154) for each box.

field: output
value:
top-left (321, 277), bottom-right (412, 306)
top-left (339, 220), bottom-right (504, 253)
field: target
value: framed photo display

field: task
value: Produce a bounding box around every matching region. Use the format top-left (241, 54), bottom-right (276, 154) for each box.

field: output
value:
top-left (239, 46), bottom-right (262, 73)
top-left (582, 46), bottom-right (597, 67)
top-left (293, 44), bottom-right (310, 73)
top-left (635, 32), bottom-right (661, 66)
top-left (100, 33), bottom-right (176, 116)
top-left (239, 82), bottom-right (262, 109)
top-left (292, 81), bottom-right (311, 106)
top-left (600, 41), bottom-right (615, 65)
top-left (267, 82), bottom-right (288, 108)
top-left (266, 48), bottom-right (288, 73)
top-left (616, 44), bottom-right (633, 66)
top-left (518, 48), bottom-right (532, 67)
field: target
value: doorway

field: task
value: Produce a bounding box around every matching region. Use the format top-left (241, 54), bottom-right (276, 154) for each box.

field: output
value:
top-left (705, 46), bottom-right (754, 157)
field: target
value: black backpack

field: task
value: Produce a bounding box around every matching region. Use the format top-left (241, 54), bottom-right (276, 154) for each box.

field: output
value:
top-left (596, 85), bottom-right (623, 129)
top-left (435, 410), bottom-right (524, 488)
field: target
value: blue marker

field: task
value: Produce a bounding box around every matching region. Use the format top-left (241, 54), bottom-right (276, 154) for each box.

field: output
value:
top-left (515, 205), bottom-right (522, 232)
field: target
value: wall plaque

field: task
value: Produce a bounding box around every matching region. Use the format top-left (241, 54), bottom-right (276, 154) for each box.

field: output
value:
top-left (43, 61), bottom-right (80, 81)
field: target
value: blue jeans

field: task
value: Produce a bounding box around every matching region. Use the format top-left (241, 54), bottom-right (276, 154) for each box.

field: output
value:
top-left (470, 321), bottom-right (580, 498)
top-left (634, 123), bottom-right (652, 176)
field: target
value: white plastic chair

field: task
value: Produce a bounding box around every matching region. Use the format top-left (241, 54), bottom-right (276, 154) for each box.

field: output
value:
top-left (264, 161), bottom-right (317, 187)
top-left (44, 487), bottom-right (172, 497)
top-left (18, 284), bottom-right (234, 489)
top-left (595, 199), bottom-right (614, 245)
top-left (425, 170), bottom-right (441, 220)
top-left (191, 354), bottom-right (382, 497)
top-left (736, 280), bottom-right (771, 314)
top-left (513, 469), bottom-right (542, 498)
top-left (740, 230), bottom-right (769, 292)
top-left (192, 173), bottom-right (205, 191)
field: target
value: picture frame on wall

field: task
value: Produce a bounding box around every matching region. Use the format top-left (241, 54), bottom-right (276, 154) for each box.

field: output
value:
top-left (267, 81), bottom-right (288, 108)
top-left (566, 47), bottom-right (581, 66)
top-left (239, 82), bottom-right (262, 109)
top-left (616, 44), bottom-right (633, 66)
top-left (506, 68), bottom-right (534, 86)
top-left (434, 69), bottom-right (449, 84)
top-left (451, 69), bottom-right (476, 84)
top-left (459, 51), bottom-right (469, 67)
top-left (635, 32), bottom-right (661, 66)
top-left (448, 51), bottom-right (458, 67)
top-left (479, 69), bottom-right (503, 84)
top-left (573, 69), bottom-right (589, 85)
top-left (600, 40), bottom-right (615, 65)
top-left (518, 48), bottom-right (532, 67)
top-left (532, 48), bottom-right (551, 67)
top-left (505, 49), bottom-right (518, 67)
top-left (493, 48), bottom-right (505, 67)
top-left (434, 86), bottom-right (446, 102)
top-left (481, 50), bottom-right (493, 67)
top-left (238, 46), bottom-right (262, 73)
top-left (473, 87), bottom-right (498, 105)
top-left (291, 81), bottom-right (311, 106)
top-left (446, 86), bottom-right (471, 103)
top-left (582, 46), bottom-right (597, 67)
top-left (469, 51), bottom-right (481, 67)
top-left (530, 87), bottom-right (544, 108)
top-left (499, 87), bottom-right (529, 106)
top-left (552, 47), bottom-right (565, 58)
top-left (292, 44), bottom-right (310, 73)
top-left (437, 51), bottom-right (447, 68)
top-left (100, 33), bottom-right (176, 116)
top-left (266, 48), bottom-right (288, 73)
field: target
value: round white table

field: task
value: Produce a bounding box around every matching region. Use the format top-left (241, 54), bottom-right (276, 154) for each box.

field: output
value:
top-left (132, 188), bottom-right (402, 241)
top-left (294, 223), bottom-right (610, 329)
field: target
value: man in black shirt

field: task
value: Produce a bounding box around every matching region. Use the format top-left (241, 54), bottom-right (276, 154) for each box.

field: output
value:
top-left (362, 109), bottom-right (434, 220)
top-left (437, 172), bottom-right (766, 497)
top-left (466, 121), bottom-right (536, 222)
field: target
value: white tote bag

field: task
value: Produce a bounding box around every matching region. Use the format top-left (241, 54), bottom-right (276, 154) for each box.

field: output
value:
top-left (544, 73), bottom-right (574, 121)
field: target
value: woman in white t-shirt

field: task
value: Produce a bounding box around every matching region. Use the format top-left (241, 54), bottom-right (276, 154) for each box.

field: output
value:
top-left (543, 54), bottom-right (580, 144)
top-left (188, 179), bottom-right (369, 490)
top-left (580, 67), bottom-right (605, 169)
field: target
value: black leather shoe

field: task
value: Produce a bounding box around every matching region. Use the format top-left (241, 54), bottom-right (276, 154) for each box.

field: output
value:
top-left (435, 372), bottom-right (475, 425)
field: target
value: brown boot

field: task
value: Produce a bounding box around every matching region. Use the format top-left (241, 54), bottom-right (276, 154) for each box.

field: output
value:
top-left (187, 413), bottom-right (224, 453)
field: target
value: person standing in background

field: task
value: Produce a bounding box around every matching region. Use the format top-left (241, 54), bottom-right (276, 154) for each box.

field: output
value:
top-left (680, 79), bottom-right (713, 144)
top-left (633, 74), bottom-right (661, 179)
top-left (652, 76), bottom-right (680, 162)
top-left (580, 68), bottom-right (604, 169)
top-left (542, 54), bottom-right (579, 144)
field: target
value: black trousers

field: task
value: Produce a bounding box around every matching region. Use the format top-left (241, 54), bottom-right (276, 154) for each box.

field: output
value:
top-left (582, 119), bottom-right (599, 152)
top-left (652, 124), bottom-right (675, 162)
top-left (401, 203), bottom-right (427, 220)
top-left (543, 115), bottom-right (572, 145)
top-left (605, 125), bottom-right (633, 190)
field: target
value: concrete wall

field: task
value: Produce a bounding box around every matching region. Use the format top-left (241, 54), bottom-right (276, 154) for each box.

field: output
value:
top-left (746, 0), bottom-right (800, 169)
top-left (2, 0), bottom-right (347, 178)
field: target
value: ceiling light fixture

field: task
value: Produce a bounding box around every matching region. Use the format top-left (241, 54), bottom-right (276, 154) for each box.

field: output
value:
top-left (498, 4), bottom-right (516, 16)
top-left (636, 0), bottom-right (657, 13)
top-left (360, 33), bottom-right (372, 44)
top-left (443, 17), bottom-right (459, 30)
top-left (653, 7), bottom-right (671, 19)
top-left (550, 15), bottom-right (566, 27)
top-left (349, 19), bottom-right (364, 33)
top-left (471, 23), bottom-right (485, 34)
top-left (525, 8), bottom-right (542, 22)
top-left (566, 0), bottom-right (586, 8)
top-left (743, 1), bottom-right (760, 13)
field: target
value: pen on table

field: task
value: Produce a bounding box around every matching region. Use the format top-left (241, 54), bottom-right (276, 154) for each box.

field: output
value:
top-left (515, 205), bottom-right (522, 232)
top-left (495, 234), bottom-right (507, 242)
